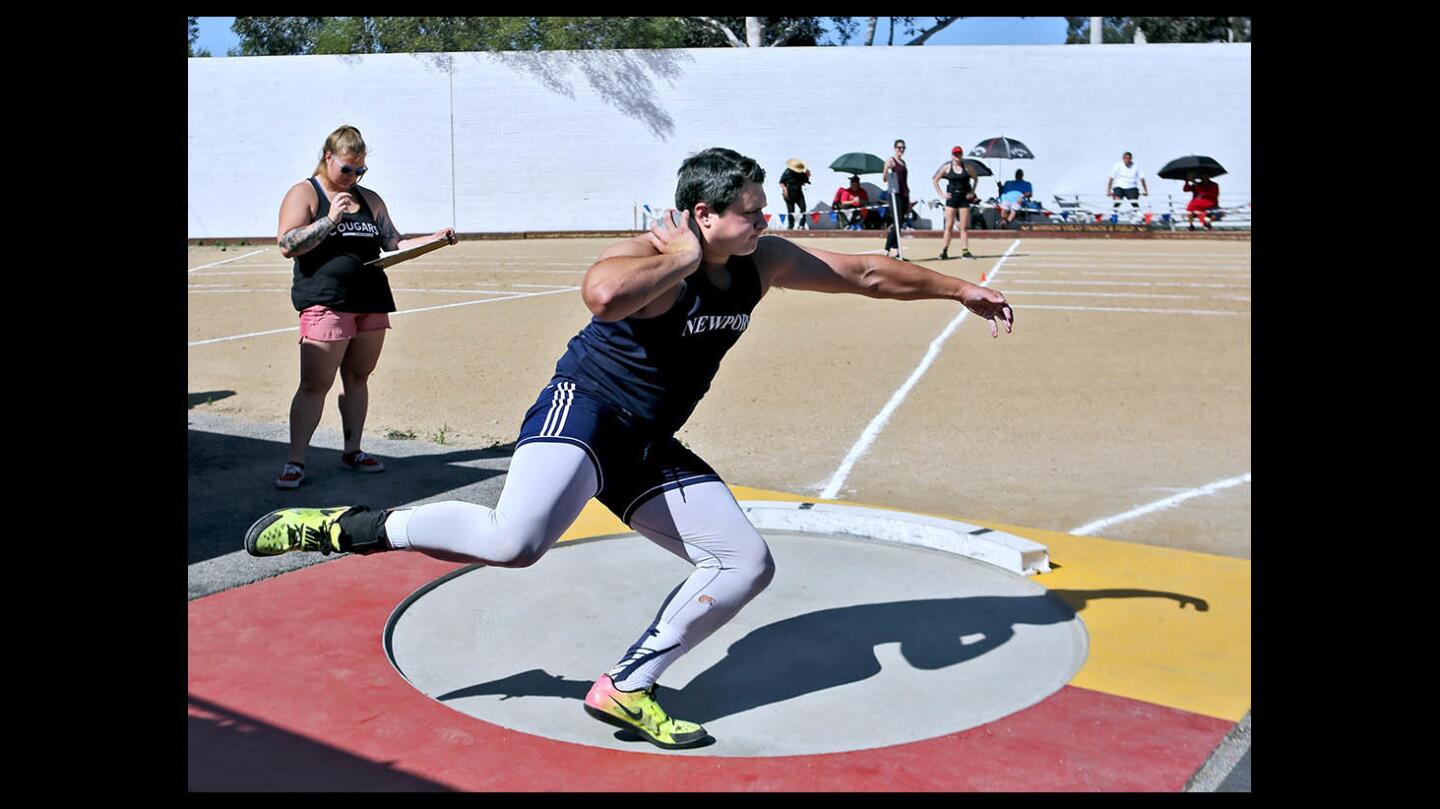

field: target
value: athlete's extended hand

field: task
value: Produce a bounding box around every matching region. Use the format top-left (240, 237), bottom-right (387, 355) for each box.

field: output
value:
top-left (646, 208), bottom-right (702, 265)
top-left (960, 284), bottom-right (1014, 339)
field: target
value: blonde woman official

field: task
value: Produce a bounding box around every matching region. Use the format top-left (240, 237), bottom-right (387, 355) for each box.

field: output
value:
top-left (273, 125), bottom-right (455, 489)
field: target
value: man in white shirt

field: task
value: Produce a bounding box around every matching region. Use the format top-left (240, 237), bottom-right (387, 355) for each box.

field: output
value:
top-left (1106, 151), bottom-right (1148, 221)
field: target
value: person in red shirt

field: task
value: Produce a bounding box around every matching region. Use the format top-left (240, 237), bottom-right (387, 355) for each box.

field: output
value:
top-left (1184, 175), bottom-right (1220, 230)
top-left (832, 175), bottom-right (870, 229)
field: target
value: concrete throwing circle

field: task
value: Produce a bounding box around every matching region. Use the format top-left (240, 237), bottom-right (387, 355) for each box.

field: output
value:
top-left (386, 530), bottom-right (1088, 757)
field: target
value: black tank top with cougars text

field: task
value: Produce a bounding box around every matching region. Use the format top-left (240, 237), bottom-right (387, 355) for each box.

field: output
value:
top-left (290, 177), bottom-right (396, 313)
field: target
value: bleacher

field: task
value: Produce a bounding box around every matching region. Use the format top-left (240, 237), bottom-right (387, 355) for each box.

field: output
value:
top-left (637, 192), bottom-right (1250, 234)
top-left (1036, 192), bottom-right (1250, 231)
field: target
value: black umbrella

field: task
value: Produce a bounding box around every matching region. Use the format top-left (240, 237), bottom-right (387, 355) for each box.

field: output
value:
top-left (829, 152), bottom-right (886, 176)
top-left (964, 158), bottom-right (992, 178)
top-left (968, 137), bottom-right (1034, 160)
top-left (1158, 155), bottom-right (1227, 181)
top-left (969, 137), bottom-right (1033, 196)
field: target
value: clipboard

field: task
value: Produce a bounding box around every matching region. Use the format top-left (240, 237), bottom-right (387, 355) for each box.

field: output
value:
top-left (365, 237), bottom-right (453, 269)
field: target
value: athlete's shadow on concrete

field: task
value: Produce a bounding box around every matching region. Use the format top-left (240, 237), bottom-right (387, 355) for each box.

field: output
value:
top-left (187, 428), bottom-right (511, 565)
top-left (438, 589), bottom-right (1206, 727)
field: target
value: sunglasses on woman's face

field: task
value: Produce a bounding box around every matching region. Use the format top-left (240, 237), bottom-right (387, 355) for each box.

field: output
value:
top-left (333, 158), bottom-right (368, 176)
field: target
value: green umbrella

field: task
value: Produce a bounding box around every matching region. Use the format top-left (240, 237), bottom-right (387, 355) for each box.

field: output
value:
top-left (829, 152), bottom-right (886, 175)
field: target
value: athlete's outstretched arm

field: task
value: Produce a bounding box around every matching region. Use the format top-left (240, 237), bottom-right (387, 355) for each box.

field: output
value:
top-left (756, 235), bottom-right (1013, 338)
top-left (582, 209), bottom-right (702, 321)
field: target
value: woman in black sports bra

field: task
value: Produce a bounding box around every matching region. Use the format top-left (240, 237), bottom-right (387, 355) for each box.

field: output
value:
top-left (932, 146), bottom-right (980, 260)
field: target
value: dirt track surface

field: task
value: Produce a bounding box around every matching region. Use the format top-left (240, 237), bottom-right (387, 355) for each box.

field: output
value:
top-left (188, 235), bottom-right (1250, 559)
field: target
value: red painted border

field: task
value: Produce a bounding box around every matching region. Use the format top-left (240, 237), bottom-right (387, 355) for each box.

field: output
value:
top-left (189, 553), bottom-right (1232, 791)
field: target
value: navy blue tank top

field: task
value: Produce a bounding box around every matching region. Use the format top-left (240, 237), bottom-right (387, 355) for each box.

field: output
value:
top-left (554, 253), bottom-right (763, 435)
top-left (290, 178), bottom-right (396, 313)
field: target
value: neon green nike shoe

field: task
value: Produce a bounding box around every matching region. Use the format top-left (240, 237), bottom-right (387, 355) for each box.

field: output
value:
top-left (583, 674), bottom-right (709, 750)
top-left (244, 506), bottom-right (354, 557)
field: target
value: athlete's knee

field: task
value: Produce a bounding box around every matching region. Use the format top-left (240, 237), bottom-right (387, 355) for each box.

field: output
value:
top-left (484, 519), bottom-right (555, 568)
top-left (494, 543), bottom-right (547, 568)
top-left (732, 535), bottom-right (776, 596)
top-left (486, 533), bottom-right (548, 568)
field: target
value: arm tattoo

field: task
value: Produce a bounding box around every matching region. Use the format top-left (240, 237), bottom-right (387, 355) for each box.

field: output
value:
top-left (279, 215), bottom-right (334, 256)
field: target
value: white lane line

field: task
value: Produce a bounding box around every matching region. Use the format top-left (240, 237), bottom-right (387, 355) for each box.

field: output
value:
top-left (1006, 262), bottom-right (1251, 272)
top-left (1019, 251), bottom-right (1251, 259)
top-left (1001, 279), bottom-right (1249, 289)
top-left (188, 287), bottom-right (579, 346)
top-left (819, 238), bottom-right (1021, 501)
top-left (187, 249), bottom-right (268, 273)
top-left (1073, 271), bottom-right (1249, 278)
top-left (1009, 268), bottom-right (1250, 277)
top-left (1005, 290), bottom-right (1251, 301)
top-left (1009, 256), bottom-right (1251, 262)
top-left (1070, 473), bottom-right (1252, 536)
top-left (1016, 304), bottom-right (1249, 316)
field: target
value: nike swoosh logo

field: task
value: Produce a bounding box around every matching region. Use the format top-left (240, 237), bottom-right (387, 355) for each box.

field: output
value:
top-left (610, 697), bottom-right (644, 721)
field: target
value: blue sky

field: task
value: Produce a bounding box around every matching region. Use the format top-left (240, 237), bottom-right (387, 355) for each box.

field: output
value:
top-left (193, 17), bottom-right (1069, 56)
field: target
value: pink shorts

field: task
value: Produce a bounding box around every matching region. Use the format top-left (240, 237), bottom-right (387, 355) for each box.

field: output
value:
top-left (297, 306), bottom-right (391, 342)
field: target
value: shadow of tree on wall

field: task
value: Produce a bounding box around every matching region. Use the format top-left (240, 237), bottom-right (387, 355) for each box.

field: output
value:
top-left (476, 49), bottom-right (694, 141)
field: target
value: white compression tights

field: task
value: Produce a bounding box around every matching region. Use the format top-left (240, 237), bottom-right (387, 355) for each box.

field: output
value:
top-left (383, 441), bottom-right (775, 691)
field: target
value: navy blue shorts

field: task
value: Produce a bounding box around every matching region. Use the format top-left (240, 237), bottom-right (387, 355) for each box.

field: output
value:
top-left (516, 378), bottom-right (723, 524)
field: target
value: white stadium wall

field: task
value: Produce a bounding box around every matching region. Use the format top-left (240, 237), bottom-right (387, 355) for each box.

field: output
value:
top-left (188, 44), bottom-right (1250, 238)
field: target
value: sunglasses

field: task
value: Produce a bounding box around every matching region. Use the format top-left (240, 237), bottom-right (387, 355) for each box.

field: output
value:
top-left (332, 157), bottom-right (368, 176)
top-left (895, 145), bottom-right (906, 150)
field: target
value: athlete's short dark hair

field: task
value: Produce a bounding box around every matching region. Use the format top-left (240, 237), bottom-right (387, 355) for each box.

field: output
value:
top-left (675, 148), bottom-right (765, 215)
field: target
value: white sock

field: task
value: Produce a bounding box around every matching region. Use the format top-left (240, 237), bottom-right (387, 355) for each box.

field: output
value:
top-left (383, 507), bottom-right (413, 550)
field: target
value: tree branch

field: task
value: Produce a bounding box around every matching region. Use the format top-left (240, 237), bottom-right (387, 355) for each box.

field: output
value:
top-left (864, 17), bottom-right (878, 46)
top-left (765, 19), bottom-right (810, 46)
top-left (692, 16), bottom-right (747, 48)
top-left (905, 16), bottom-right (960, 46)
